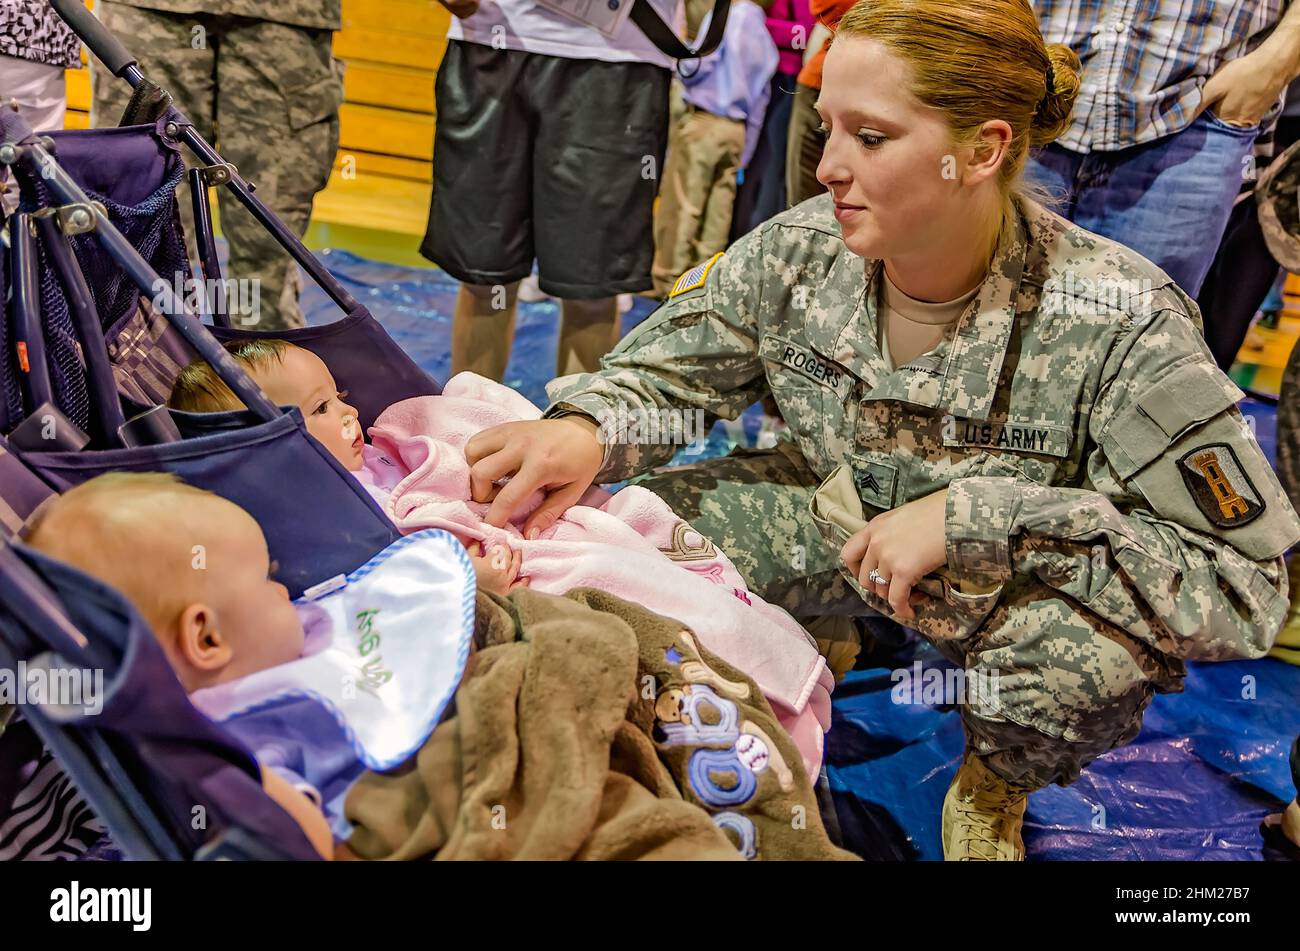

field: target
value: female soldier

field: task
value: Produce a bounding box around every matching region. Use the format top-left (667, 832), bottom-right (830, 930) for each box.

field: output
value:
top-left (463, 0), bottom-right (1300, 860)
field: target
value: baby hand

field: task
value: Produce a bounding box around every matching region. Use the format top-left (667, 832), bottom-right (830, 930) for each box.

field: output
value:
top-left (467, 541), bottom-right (528, 596)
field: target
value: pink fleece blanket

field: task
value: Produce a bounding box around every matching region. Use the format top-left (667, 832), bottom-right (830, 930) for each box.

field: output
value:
top-left (367, 373), bottom-right (833, 779)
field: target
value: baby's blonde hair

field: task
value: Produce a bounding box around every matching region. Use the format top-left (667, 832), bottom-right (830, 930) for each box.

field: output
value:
top-left (168, 338), bottom-right (295, 413)
top-left (25, 472), bottom-right (229, 631)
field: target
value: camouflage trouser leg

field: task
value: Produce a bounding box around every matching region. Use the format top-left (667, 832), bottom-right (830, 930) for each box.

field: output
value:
top-left (635, 439), bottom-right (869, 616)
top-left (217, 18), bottom-right (341, 330)
top-left (634, 440), bottom-right (872, 676)
top-left (91, 5), bottom-right (342, 331)
top-left (91, 3), bottom-right (216, 274)
top-left (638, 442), bottom-right (1179, 786)
top-left (936, 573), bottom-right (1180, 790)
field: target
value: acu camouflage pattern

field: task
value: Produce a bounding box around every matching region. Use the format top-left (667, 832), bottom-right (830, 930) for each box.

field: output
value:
top-left (1258, 136), bottom-right (1300, 273)
top-left (548, 193), bottom-right (1300, 789)
top-left (91, 1), bottom-right (343, 330)
top-left (105, 0), bottom-right (341, 30)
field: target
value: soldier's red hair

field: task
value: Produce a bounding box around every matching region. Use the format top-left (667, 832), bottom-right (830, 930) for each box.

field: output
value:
top-left (836, 0), bottom-right (1081, 225)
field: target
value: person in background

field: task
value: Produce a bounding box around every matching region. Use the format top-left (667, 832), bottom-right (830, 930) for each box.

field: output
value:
top-left (1026, 1), bottom-right (1300, 298)
top-left (729, 0), bottom-right (815, 238)
top-left (90, 1), bottom-right (345, 332)
top-left (784, 0), bottom-right (855, 208)
top-left (652, 0), bottom-right (779, 297)
top-left (1198, 77), bottom-right (1300, 370)
top-left (0, 0), bottom-right (80, 132)
top-left (425, 0), bottom-right (680, 383)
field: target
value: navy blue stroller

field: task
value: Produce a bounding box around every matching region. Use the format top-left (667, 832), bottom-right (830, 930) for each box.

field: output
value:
top-left (0, 540), bottom-right (323, 860)
top-left (0, 1), bottom-right (447, 859)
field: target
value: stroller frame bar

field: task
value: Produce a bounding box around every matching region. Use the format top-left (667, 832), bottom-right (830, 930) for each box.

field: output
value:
top-left (7, 213), bottom-right (54, 413)
top-left (33, 213), bottom-right (129, 441)
top-left (187, 167), bottom-right (228, 327)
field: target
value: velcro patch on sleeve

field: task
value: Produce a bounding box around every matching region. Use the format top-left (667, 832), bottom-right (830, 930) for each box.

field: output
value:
top-left (1178, 443), bottom-right (1265, 528)
top-left (669, 252), bottom-right (724, 298)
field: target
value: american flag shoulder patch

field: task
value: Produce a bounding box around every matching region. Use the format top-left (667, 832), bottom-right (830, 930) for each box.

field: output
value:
top-left (669, 252), bottom-right (724, 298)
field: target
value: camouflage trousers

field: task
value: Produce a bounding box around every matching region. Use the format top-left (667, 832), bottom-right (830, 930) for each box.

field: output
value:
top-left (651, 109), bottom-right (745, 298)
top-left (636, 439), bottom-right (1183, 790)
top-left (91, 2), bottom-right (343, 330)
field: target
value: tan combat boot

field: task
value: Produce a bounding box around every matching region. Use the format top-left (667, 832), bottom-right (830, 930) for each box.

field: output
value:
top-left (941, 752), bottom-right (1030, 861)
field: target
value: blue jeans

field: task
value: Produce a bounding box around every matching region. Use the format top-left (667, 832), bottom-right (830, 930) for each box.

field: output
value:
top-left (1025, 113), bottom-right (1261, 296)
top-left (1262, 268), bottom-right (1287, 314)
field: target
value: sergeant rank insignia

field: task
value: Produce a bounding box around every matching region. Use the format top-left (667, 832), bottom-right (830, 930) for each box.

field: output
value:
top-left (1178, 444), bottom-right (1265, 528)
top-left (669, 252), bottom-right (724, 298)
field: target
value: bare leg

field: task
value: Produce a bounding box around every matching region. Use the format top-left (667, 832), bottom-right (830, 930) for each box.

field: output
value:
top-left (557, 296), bottom-right (619, 377)
top-left (453, 281), bottom-right (520, 381)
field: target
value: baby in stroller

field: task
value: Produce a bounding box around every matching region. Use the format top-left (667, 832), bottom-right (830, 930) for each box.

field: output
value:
top-left (170, 339), bottom-right (526, 595)
top-left (25, 473), bottom-right (339, 858)
top-left (167, 340), bottom-right (836, 781)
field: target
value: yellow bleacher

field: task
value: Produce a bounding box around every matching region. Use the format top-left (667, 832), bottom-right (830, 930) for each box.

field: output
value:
top-left (65, 0), bottom-right (442, 264)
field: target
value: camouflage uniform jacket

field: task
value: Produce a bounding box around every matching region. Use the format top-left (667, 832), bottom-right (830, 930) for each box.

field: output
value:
top-left (107, 0), bottom-right (341, 30)
top-left (546, 194), bottom-right (1300, 661)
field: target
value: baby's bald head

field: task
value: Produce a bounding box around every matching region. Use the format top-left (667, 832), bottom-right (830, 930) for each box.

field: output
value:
top-left (25, 472), bottom-right (305, 692)
top-left (25, 472), bottom-right (247, 631)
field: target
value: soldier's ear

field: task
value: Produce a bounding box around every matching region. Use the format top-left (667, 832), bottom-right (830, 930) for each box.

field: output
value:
top-left (965, 120), bottom-right (1013, 187)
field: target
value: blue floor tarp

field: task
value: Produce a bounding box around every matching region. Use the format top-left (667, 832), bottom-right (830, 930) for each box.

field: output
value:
top-left (302, 249), bottom-right (1300, 861)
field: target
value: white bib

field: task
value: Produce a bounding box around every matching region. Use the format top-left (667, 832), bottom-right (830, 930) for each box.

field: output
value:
top-left (191, 530), bottom-right (475, 771)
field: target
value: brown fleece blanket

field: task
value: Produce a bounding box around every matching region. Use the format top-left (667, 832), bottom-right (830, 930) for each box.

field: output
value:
top-left (342, 587), bottom-right (855, 861)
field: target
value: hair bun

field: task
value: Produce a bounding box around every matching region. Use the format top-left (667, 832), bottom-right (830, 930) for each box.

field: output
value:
top-left (1031, 44), bottom-right (1081, 146)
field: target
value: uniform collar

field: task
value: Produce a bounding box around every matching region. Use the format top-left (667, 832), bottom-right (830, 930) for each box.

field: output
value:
top-left (824, 202), bottom-right (1030, 420)
top-left (935, 203), bottom-right (1029, 420)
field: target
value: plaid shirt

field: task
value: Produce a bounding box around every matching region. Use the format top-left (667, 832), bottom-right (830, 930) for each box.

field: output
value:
top-left (1035, 0), bottom-right (1288, 152)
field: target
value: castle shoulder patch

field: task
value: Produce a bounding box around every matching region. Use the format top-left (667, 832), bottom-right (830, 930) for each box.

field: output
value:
top-left (1177, 443), bottom-right (1265, 528)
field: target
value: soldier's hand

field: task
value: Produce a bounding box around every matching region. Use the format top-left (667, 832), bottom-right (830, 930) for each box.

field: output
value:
top-left (842, 488), bottom-right (949, 621)
top-left (465, 417), bottom-right (605, 537)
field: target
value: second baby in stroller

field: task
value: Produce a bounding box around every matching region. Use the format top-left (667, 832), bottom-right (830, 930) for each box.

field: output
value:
top-left (167, 341), bottom-right (836, 778)
top-left (170, 340), bottom-right (524, 595)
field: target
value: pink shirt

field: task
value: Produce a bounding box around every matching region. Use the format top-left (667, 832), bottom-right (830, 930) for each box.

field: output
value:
top-left (765, 0), bottom-right (816, 77)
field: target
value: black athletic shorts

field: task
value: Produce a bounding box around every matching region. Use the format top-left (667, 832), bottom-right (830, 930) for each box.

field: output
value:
top-left (422, 40), bottom-right (671, 299)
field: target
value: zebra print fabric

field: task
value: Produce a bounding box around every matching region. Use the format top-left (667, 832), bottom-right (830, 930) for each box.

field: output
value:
top-left (0, 748), bottom-right (104, 861)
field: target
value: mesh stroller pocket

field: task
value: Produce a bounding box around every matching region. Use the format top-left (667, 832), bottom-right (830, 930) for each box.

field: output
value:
top-left (16, 122), bottom-right (190, 434)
